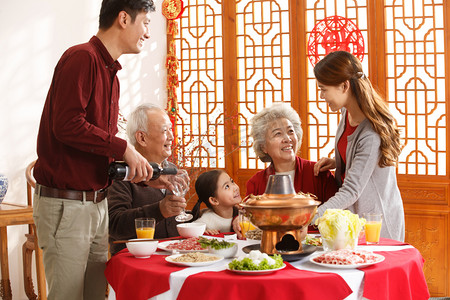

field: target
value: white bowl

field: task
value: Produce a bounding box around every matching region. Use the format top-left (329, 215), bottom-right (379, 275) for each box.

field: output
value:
top-left (208, 242), bottom-right (238, 258)
top-left (126, 240), bottom-right (159, 258)
top-left (177, 222), bottom-right (206, 238)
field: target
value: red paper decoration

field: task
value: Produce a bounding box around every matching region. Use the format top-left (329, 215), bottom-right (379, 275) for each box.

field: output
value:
top-left (308, 15), bottom-right (365, 66)
top-left (162, 0), bottom-right (184, 20)
top-left (163, 0), bottom-right (184, 129)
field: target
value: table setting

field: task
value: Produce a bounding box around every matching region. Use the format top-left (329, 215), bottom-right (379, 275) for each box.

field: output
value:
top-left (105, 234), bottom-right (429, 300)
top-left (105, 175), bottom-right (429, 300)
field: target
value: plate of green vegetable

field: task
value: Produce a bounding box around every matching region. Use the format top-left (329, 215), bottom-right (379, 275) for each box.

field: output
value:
top-left (227, 250), bottom-right (285, 274)
top-left (227, 263), bottom-right (286, 275)
top-left (198, 237), bottom-right (238, 258)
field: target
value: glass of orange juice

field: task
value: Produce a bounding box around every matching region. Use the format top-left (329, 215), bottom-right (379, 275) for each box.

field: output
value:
top-left (135, 217), bottom-right (156, 239)
top-left (363, 213), bottom-right (382, 244)
top-left (238, 210), bottom-right (256, 238)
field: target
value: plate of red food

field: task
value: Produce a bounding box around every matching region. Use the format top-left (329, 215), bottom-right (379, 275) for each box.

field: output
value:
top-left (158, 237), bottom-right (208, 253)
top-left (309, 249), bottom-right (385, 269)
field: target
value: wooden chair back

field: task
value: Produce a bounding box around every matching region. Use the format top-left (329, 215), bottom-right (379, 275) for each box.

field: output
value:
top-left (26, 160), bottom-right (36, 207)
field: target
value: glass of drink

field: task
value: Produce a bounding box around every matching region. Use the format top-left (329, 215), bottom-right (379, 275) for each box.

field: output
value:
top-left (135, 217), bottom-right (156, 239)
top-left (363, 213), bottom-right (382, 244)
top-left (239, 210), bottom-right (256, 238)
top-left (170, 170), bottom-right (193, 222)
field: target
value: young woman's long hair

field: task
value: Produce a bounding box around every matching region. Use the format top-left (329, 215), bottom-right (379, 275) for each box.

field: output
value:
top-left (314, 51), bottom-right (402, 167)
top-left (191, 170), bottom-right (224, 220)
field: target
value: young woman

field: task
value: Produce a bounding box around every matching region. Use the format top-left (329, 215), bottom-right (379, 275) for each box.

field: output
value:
top-left (192, 170), bottom-right (241, 234)
top-left (313, 50), bottom-right (405, 241)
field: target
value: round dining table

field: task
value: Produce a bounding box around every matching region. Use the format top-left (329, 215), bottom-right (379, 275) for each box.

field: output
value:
top-left (105, 234), bottom-right (430, 300)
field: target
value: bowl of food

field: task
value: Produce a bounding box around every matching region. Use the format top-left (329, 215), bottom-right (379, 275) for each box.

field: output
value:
top-left (126, 239), bottom-right (159, 258)
top-left (198, 237), bottom-right (238, 258)
top-left (245, 228), bottom-right (263, 242)
top-left (177, 222), bottom-right (206, 238)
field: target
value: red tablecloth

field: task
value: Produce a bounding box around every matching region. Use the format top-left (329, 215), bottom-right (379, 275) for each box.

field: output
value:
top-left (105, 237), bottom-right (429, 300)
top-left (105, 251), bottom-right (187, 300)
top-left (362, 248), bottom-right (429, 300)
top-left (177, 262), bottom-right (352, 300)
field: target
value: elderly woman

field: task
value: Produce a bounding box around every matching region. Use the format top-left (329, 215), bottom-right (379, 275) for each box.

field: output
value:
top-left (246, 103), bottom-right (337, 201)
top-left (234, 103), bottom-right (338, 238)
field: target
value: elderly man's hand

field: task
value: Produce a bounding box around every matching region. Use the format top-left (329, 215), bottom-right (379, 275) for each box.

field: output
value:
top-left (143, 170), bottom-right (190, 194)
top-left (143, 175), bottom-right (173, 190)
top-left (159, 194), bottom-right (186, 218)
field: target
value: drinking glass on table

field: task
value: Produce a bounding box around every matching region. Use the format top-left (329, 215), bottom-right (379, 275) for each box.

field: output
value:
top-left (364, 213), bottom-right (383, 244)
top-left (170, 170), bottom-right (193, 222)
top-left (135, 217), bottom-right (156, 239)
top-left (239, 210), bottom-right (256, 238)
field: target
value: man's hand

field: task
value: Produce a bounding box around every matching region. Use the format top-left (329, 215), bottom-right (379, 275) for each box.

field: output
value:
top-left (313, 157), bottom-right (336, 176)
top-left (159, 194), bottom-right (186, 218)
top-left (123, 143), bottom-right (153, 182)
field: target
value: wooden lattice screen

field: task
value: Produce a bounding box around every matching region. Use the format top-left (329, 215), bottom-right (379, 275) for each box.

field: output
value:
top-left (174, 0), bottom-right (447, 177)
top-left (171, 0), bottom-right (449, 296)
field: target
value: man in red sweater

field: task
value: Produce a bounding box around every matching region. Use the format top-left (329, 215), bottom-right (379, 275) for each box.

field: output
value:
top-left (32, 1), bottom-right (178, 299)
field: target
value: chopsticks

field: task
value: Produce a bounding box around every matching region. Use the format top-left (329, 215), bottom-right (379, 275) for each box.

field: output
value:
top-left (113, 236), bottom-right (183, 244)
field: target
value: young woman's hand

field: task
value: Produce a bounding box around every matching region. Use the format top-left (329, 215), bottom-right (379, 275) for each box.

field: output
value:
top-left (314, 157), bottom-right (336, 176)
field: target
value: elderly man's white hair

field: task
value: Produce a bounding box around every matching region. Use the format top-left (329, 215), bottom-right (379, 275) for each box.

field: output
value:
top-left (250, 103), bottom-right (303, 163)
top-left (126, 103), bottom-right (167, 146)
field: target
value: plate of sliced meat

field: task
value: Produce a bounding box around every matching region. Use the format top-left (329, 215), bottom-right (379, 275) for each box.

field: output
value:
top-left (309, 249), bottom-right (385, 269)
top-left (158, 237), bottom-right (208, 253)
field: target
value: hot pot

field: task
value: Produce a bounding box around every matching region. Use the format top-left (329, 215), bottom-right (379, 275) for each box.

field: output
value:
top-left (240, 175), bottom-right (320, 255)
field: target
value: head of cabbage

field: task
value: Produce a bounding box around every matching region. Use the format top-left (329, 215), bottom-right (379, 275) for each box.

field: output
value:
top-left (315, 209), bottom-right (366, 249)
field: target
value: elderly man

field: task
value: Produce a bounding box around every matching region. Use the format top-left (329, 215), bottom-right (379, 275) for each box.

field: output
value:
top-left (108, 104), bottom-right (186, 255)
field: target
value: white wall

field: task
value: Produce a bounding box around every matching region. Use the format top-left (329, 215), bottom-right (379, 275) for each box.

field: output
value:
top-left (0, 1), bottom-right (167, 298)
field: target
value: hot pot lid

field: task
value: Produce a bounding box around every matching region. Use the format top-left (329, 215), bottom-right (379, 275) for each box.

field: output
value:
top-left (240, 192), bottom-right (320, 209)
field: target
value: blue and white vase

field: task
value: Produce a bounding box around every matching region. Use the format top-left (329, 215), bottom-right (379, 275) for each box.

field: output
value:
top-left (0, 174), bottom-right (8, 204)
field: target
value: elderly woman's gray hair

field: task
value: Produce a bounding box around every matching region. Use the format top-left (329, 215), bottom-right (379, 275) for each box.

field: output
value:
top-left (126, 103), bottom-right (164, 146)
top-left (250, 103), bottom-right (303, 163)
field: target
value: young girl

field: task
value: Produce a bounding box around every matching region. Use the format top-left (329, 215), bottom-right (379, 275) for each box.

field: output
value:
top-left (192, 170), bottom-right (241, 235)
top-left (313, 50), bottom-right (405, 241)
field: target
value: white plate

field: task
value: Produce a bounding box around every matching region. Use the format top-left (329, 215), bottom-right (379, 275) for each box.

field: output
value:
top-left (245, 238), bottom-right (261, 243)
top-left (309, 253), bottom-right (385, 269)
top-left (227, 263), bottom-right (286, 275)
top-left (303, 234), bottom-right (323, 247)
top-left (165, 253), bottom-right (224, 267)
top-left (158, 240), bottom-right (208, 253)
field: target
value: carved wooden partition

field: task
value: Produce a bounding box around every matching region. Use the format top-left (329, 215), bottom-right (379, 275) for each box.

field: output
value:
top-left (172, 0), bottom-right (449, 296)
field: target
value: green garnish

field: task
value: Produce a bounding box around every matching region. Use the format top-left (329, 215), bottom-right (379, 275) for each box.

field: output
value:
top-left (198, 237), bottom-right (235, 250)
